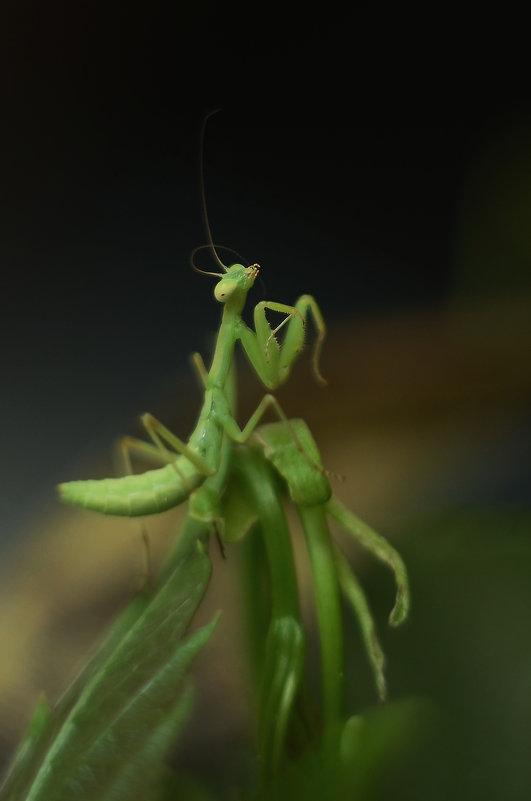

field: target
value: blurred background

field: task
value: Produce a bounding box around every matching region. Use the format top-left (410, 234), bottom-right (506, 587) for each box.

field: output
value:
top-left (1, 4), bottom-right (530, 799)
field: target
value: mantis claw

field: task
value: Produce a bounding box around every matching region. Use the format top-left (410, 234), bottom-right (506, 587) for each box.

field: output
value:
top-left (264, 332), bottom-right (277, 363)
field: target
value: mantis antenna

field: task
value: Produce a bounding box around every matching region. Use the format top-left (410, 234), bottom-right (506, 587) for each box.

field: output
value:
top-left (190, 244), bottom-right (249, 277)
top-left (198, 108), bottom-right (227, 272)
top-left (191, 109), bottom-right (255, 279)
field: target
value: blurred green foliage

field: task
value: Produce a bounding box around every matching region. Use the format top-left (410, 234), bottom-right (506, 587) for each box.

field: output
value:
top-left (346, 508), bottom-right (531, 801)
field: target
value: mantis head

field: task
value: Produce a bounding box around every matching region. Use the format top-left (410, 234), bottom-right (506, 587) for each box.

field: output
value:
top-left (214, 263), bottom-right (259, 304)
top-left (190, 247), bottom-right (259, 308)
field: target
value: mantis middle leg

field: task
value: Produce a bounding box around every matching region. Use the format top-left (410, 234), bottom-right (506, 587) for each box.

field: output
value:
top-left (218, 392), bottom-right (323, 476)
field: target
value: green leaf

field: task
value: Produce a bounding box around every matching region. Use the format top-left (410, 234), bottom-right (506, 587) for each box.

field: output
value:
top-left (258, 616), bottom-right (306, 782)
top-left (0, 695), bottom-right (53, 801)
top-left (328, 497), bottom-right (410, 627)
top-left (2, 540), bottom-right (216, 801)
top-left (257, 420), bottom-right (331, 507)
top-left (218, 467), bottom-right (258, 543)
top-left (100, 685), bottom-right (195, 801)
top-left (334, 548), bottom-right (387, 701)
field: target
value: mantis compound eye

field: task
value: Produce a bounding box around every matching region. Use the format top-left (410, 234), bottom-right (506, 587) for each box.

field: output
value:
top-left (214, 279), bottom-right (237, 302)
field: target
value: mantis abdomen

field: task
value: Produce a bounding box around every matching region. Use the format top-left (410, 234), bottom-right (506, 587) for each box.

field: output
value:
top-left (59, 460), bottom-right (205, 517)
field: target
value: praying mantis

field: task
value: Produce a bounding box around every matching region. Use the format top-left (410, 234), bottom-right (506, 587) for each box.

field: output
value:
top-left (58, 121), bottom-right (410, 759)
top-left (59, 260), bottom-right (326, 519)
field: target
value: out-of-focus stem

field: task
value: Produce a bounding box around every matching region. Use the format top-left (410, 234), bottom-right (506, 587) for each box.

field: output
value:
top-left (235, 447), bottom-right (300, 622)
top-left (297, 504), bottom-right (344, 730)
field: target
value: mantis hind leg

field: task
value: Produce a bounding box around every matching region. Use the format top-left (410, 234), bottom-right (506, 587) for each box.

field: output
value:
top-left (113, 435), bottom-right (168, 589)
top-left (115, 436), bottom-right (169, 474)
top-left (112, 413), bottom-right (215, 588)
top-left (140, 413), bottom-right (215, 478)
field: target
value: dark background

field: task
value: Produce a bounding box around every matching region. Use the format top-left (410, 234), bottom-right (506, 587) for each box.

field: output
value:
top-left (2, 3), bottom-right (525, 548)
top-left (1, 5), bottom-right (531, 800)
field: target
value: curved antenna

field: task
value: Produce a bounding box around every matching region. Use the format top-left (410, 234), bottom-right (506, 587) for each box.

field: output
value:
top-left (190, 244), bottom-right (249, 278)
top-left (199, 109), bottom-right (227, 272)
top-left (190, 246), bottom-right (223, 278)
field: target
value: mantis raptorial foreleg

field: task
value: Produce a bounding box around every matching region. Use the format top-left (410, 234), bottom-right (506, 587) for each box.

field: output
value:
top-left (274, 295), bottom-right (326, 385)
top-left (239, 294), bottom-right (327, 389)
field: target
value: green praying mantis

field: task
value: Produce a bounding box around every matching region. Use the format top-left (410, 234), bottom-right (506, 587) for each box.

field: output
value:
top-left (59, 260), bottom-right (326, 519)
top-left (58, 122), bottom-right (410, 756)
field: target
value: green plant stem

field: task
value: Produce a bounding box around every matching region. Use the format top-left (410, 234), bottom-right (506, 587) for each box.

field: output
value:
top-left (297, 504), bottom-right (344, 730)
top-left (234, 447), bottom-right (300, 622)
top-left (232, 447), bottom-right (317, 772)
